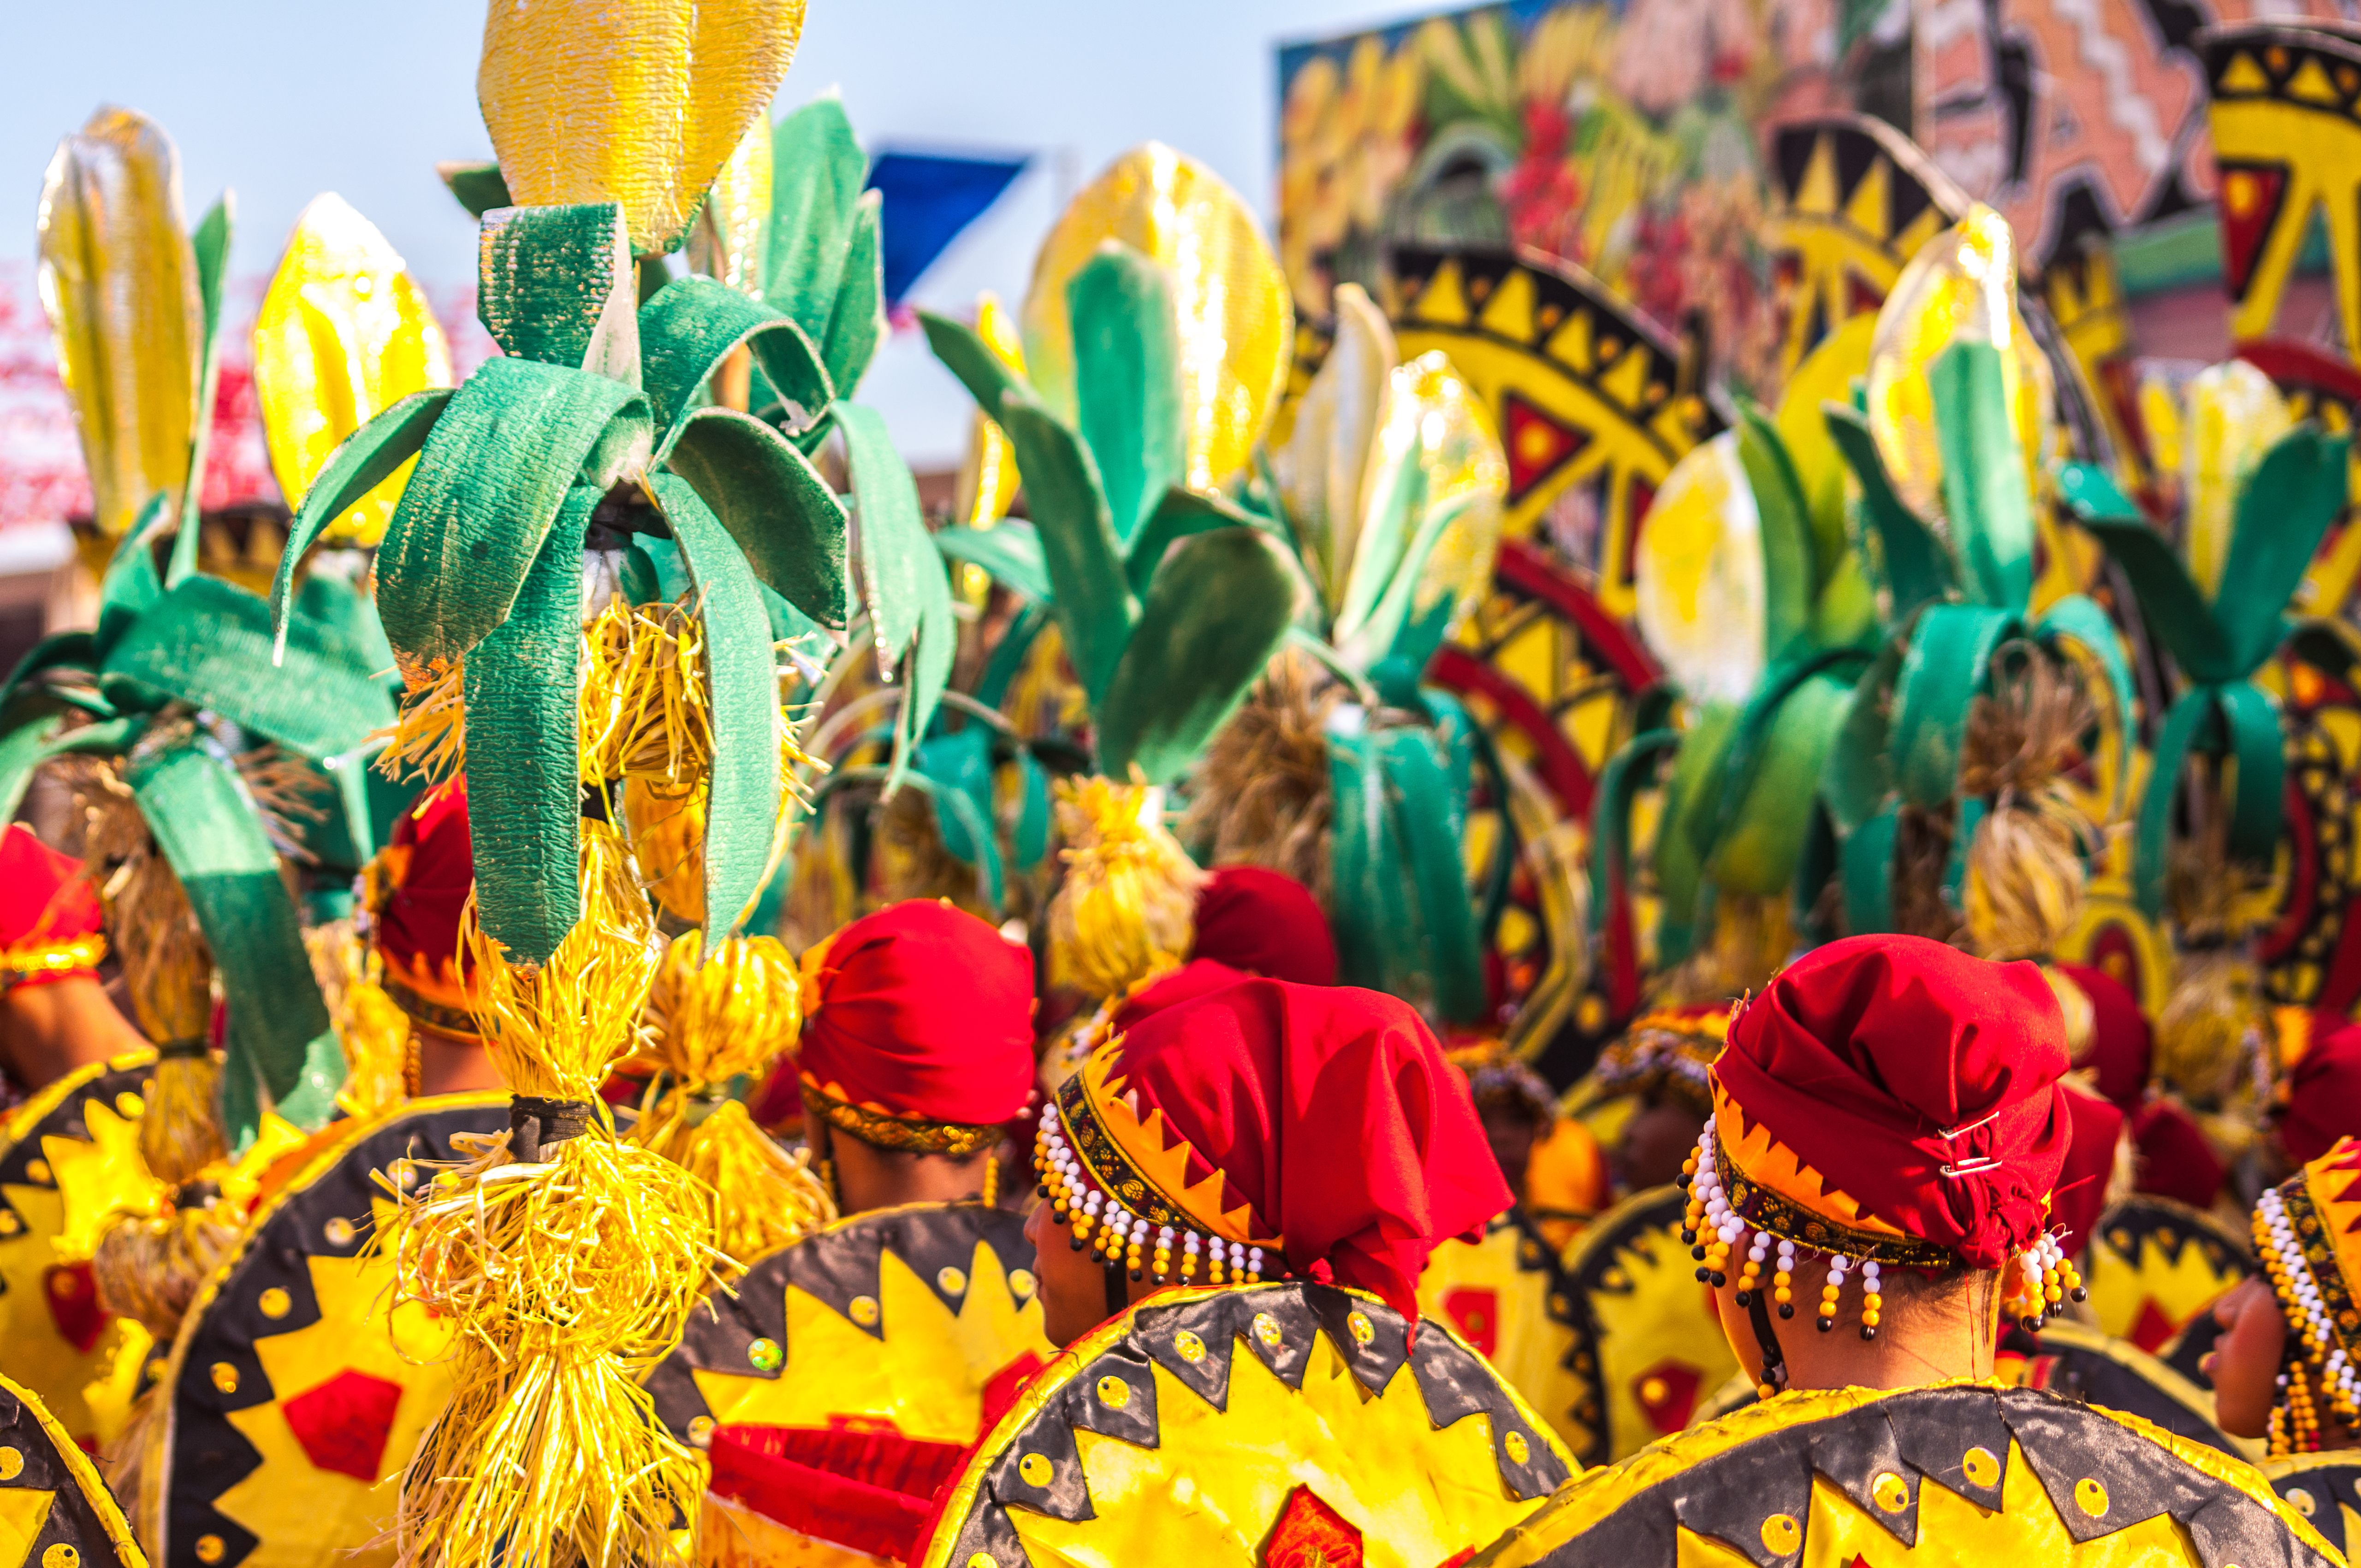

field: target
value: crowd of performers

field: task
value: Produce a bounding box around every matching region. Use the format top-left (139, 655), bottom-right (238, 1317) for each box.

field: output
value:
top-left (6, 4), bottom-right (2361, 1568)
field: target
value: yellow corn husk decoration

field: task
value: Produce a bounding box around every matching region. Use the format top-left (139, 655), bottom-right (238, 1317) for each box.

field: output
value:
top-left (72, 758), bottom-right (224, 1188)
top-left (1177, 647), bottom-right (1337, 901)
top-left (1046, 775), bottom-right (1205, 999)
top-left (93, 1201), bottom-right (241, 1507)
top-left (1959, 654), bottom-right (2100, 963)
top-left (306, 919), bottom-right (410, 1120)
top-left (386, 817), bottom-right (714, 1568)
top-left (375, 651), bottom-right (468, 785)
top-left (2155, 790), bottom-right (2268, 1108)
top-left (630, 930), bottom-right (832, 1261)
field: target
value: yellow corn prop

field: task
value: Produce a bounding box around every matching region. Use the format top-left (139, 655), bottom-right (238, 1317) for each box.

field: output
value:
top-left (1045, 774), bottom-right (1205, 1000)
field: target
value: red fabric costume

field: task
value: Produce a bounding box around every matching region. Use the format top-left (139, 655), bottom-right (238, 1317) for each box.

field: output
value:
top-left (1109, 867), bottom-right (1337, 1033)
top-left (366, 781), bottom-right (480, 1035)
top-left (2280, 1021), bottom-right (2361, 1167)
top-left (0, 823), bottom-right (103, 992)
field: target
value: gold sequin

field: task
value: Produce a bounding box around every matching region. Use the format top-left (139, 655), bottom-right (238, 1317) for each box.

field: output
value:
top-left (1174, 1330), bottom-right (1206, 1362)
top-left (848, 1295), bottom-right (880, 1327)
top-left (25, 1160), bottom-right (48, 1185)
top-left (1252, 1312), bottom-right (1283, 1349)
top-left (1759, 1514), bottom-right (1800, 1555)
top-left (323, 1217), bottom-right (356, 1247)
top-left (210, 1362), bottom-right (238, 1395)
top-left (1018, 1452), bottom-right (1053, 1486)
top-left (44, 1545), bottom-right (78, 1568)
top-left (937, 1266), bottom-right (967, 1296)
top-left (2075, 1478), bottom-right (2109, 1518)
top-left (195, 1538), bottom-right (225, 1565)
top-left (0, 1212), bottom-right (18, 1236)
top-left (258, 1287), bottom-right (291, 1319)
top-left (1504, 1432), bottom-right (1530, 1465)
top-left (968, 1556), bottom-right (997, 1568)
top-left (1871, 1472), bottom-right (1910, 1513)
top-left (0, 1448), bottom-right (19, 1479)
top-left (115, 1092), bottom-right (142, 1119)
top-left (1962, 1446), bottom-right (1999, 1488)
top-left (1346, 1311), bottom-right (1374, 1345)
top-left (1008, 1269), bottom-right (1036, 1297)
top-left (1096, 1375), bottom-right (1131, 1409)
top-left (2288, 1486), bottom-right (2318, 1517)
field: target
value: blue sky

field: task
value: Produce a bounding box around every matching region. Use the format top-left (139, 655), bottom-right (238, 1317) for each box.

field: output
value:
top-left (2, 0), bottom-right (1429, 465)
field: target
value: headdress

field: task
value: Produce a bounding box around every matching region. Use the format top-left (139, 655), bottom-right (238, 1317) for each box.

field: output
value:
top-left (1581, 1002), bottom-right (1730, 1118)
top-left (797, 899), bottom-right (1035, 1158)
top-left (2278, 1023), bottom-right (2361, 1168)
top-left (364, 780), bottom-right (481, 1043)
top-left (0, 824), bottom-right (105, 994)
top-left (2254, 1138), bottom-right (2361, 1453)
top-left (1679, 935), bottom-right (2079, 1396)
top-left (1032, 976), bottom-right (1507, 1321)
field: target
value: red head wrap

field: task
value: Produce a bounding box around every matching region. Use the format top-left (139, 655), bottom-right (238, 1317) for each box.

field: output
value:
top-left (1042, 977), bottom-right (1508, 1322)
top-left (797, 900), bottom-right (1034, 1153)
top-left (2052, 962), bottom-right (2150, 1111)
top-left (366, 781), bottom-right (479, 1033)
top-left (2052, 1083), bottom-right (2124, 1257)
top-left (1190, 868), bottom-right (1336, 986)
top-left (1713, 934), bottom-right (2071, 1271)
top-left (2280, 1022), bottom-right (2361, 1167)
top-left (0, 824), bottom-right (103, 991)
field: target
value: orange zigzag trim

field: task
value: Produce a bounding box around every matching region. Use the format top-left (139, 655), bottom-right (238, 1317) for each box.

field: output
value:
top-left (1711, 1078), bottom-right (1902, 1238)
top-left (1083, 1047), bottom-right (1280, 1248)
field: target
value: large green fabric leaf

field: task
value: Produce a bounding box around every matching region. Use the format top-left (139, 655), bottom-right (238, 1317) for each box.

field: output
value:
top-left (374, 358), bottom-right (648, 663)
top-left (1327, 724), bottom-right (1418, 997)
top-left (1652, 701), bottom-right (1740, 964)
top-left (101, 496), bottom-right (173, 657)
top-left (1821, 640), bottom-right (1904, 834)
top-left (838, 403), bottom-right (954, 787)
top-left (461, 485), bottom-right (598, 964)
top-left (1735, 403), bottom-right (1817, 660)
top-left (0, 694), bottom-right (83, 824)
top-left (478, 203), bottom-right (641, 381)
top-left (1333, 435), bottom-right (1430, 658)
top-left (1822, 405), bottom-right (1952, 622)
top-left (1700, 663), bottom-right (1859, 897)
top-left (1329, 721), bottom-right (1485, 1022)
top-left (173, 193), bottom-right (233, 585)
top-left (102, 575), bottom-right (395, 759)
top-left (2130, 688), bottom-right (2215, 919)
top-left (2033, 592), bottom-right (2136, 817)
top-left (1379, 722), bottom-right (1487, 1023)
top-left (2057, 461), bottom-right (2233, 682)
top-left (919, 308), bottom-right (1031, 422)
top-left (269, 390), bottom-right (454, 654)
top-left (1890, 604), bottom-right (2021, 808)
top-left (1068, 244), bottom-right (1185, 550)
top-left (664, 407), bottom-right (850, 627)
top-left (996, 395), bottom-right (1137, 703)
top-left (1928, 340), bottom-right (2033, 609)
top-left (2219, 428), bottom-right (2349, 676)
top-left (1840, 805), bottom-right (1900, 936)
top-left (765, 97), bottom-right (867, 344)
top-left (1347, 489), bottom-right (1484, 678)
top-left (647, 473), bottom-right (784, 952)
top-left (1127, 486), bottom-right (1270, 599)
top-left (0, 632), bottom-right (99, 714)
top-left (1094, 528), bottom-right (1296, 786)
top-left (2220, 681), bottom-right (2289, 863)
top-left (937, 520), bottom-right (1051, 603)
top-left (1589, 728), bottom-right (1679, 937)
top-left (821, 191), bottom-right (885, 398)
top-left (915, 725), bottom-right (1004, 908)
top-left (640, 278), bottom-right (832, 454)
top-left (129, 740), bottom-right (342, 1141)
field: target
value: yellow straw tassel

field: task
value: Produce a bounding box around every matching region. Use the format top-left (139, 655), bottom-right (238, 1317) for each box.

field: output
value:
top-left (386, 818), bottom-right (717, 1568)
top-left (306, 919), bottom-right (410, 1119)
top-left (631, 930), bottom-right (833, 1261)
top-left (376, 651), bottom-right (469, 785)
top-left (1045, 774), bottom-right (1205, 1000)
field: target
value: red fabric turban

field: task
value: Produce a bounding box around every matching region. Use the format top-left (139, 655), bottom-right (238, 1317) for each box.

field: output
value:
top-left (1714, 933), bottom-right (2072, 1271)
top-left (2281, 1021), bottom-right (2361, 1167)
top-left (1068, 977), bottom-right (1508, 1321)
top-left (0, 824), bottom-right (102, 991)
top-left (797, 900), bottom-right (1034, 1148)
top-left (366, 780), bottom-right (479, 1031)
top-left (1190, 867), bottom-right (1337, 986)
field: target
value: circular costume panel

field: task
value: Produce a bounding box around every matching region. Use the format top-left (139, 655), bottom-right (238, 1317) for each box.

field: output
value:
top-left (0, 1051), bottom-right (157, 1451)
top-left (147, 1093), bottom-right (509, 1568)
top-left (644, 1201), bottom-right (1053, 1448)
top-left (1467, 1383), bottom-right (2333, 1568)
top-left (1997, 1318), bottom-right (2245, 1461)
top-left (1558, 1183), bottom-right (1738, 1466)
top-left (2263, 1453), bottom-right (2361, 1559)
top-left (0, 1370), bottom-right (145, 1568)
top-left (918, 1279), bottom-right (1573, 1568)
top-left (2076, 1196), bottom-right (2252, 1356)
top-left (1418, 1209), bottom-right (1584, 1454)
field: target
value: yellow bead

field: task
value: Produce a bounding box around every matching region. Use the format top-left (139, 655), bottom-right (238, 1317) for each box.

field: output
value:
top-left (1822, 1285), bottom-right (1841, 1300)
top-left (1774, 1288), bottom-right (1792, 1304)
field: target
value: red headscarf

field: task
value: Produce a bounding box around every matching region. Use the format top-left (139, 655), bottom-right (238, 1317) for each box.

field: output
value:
top-left (2280, 1021), bottom-right (2361, 1166)
top-left (1190, 868), bottom-right (1336, 986)
top-left (797, 900), bottom-right (1034, 1134)
top-left (2053, 1083), bottom-right (2124, 1257)
top-left (0, 824), bottom-right (102, 990)
top-left (1085, 978), bottom-right (1508, 1320)
top-left (1716, 934), bottom-right (2072, 1270)
top-left (2053, 961), bottom-right (2150, 1111)
top-left (368, 780), bottom-right (478, 1024)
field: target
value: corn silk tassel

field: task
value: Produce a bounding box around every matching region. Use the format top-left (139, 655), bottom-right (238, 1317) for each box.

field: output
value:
top-left (1045, 775), bottom-right (1206, 1000)
top-left (71, 757), bottom-right (225, 1187)
top-left (2157, 773), bottom-right (2271, 1110)
top-left (1960, 653), bottom-right (2100, 964)
top-left (305, 918), bottom-right (412, 1118)
top-left (1176, 648), bottom-right (1336, 901)
top-left (629, 930), bottom-right (833, 1262)
top-left (384, 819), bottom-right (718, 1568)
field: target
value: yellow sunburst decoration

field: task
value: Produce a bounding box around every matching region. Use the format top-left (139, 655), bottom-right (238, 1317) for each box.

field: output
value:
top-left (1021, 144), bottom-right (1293, 492)
top-left (477, 0), bottom-right (808, 256)
top-left (253, 194), bottom-right (452, 547)
top-left (35, 105), bottom-right (204, 539)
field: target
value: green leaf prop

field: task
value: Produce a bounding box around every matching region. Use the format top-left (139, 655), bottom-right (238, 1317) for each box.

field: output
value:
top-left (1068, 243), bottom-right (1186, 548)
top-left (1822, 404), bottom-right (1952, 622)
top-left (663, 408), bottom-right (850, 627)
top-left (993, 393), bottom-right (1138, 703)
top-left (820, 191), bottom-right (885, 397)
top-left (763, 96), bottom-right (867, 348)
top-left (640, 277), bottom-right (831, 448)
top-left (937, 521), bottom-right (1051, 604)
top-left (837, 402), bottom-right (954, 787)
top-left (172, 192), bottom-right (233, 586)
top-left (1928, 340), bottom-right (2034, 609)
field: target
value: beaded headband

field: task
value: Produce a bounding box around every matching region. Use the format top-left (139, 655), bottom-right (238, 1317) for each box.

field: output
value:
top-left (0, 932), bottom-right (106, 992)
top-left (1680, 1101), bottom-right (2082, 1396)
top-left (2253, 1139), bottom-right (2361, 1456)
top-left (1031, 1043), bottom-right (1282, 1288)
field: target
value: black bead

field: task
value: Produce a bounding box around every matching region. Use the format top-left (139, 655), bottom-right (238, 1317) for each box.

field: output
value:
top-left (1070, 1237), bottom-right (1087, 1251)
top-left (2071, 1287), bottom-right (2088, 1302)
top-left (1129, 1269), bottom-right (1143, 1281)
top-left (1695, 1267), bottom-right (1712, 1282)
top-left (1691, 1244), bottom-right (1708, 1260)
top-left (1734, 1290), bottom-right (1753, 1307)
top-left (1676, 1174), bottom-right (1691, 1190)
top-left (1816, 1316), bottom-right (1834, 1333)
top-left (1778, 1304), bottom-right (1795, 1319)
top-left (1037, 1184), bottom-right (1050, 1199)
top-left (1859, 1326), bottom-right (1877, 1342)
top-left (1680, 1229), bottom-right (1697, 1245)
top-left (1709, 1272), bottom-right (1727, 1288)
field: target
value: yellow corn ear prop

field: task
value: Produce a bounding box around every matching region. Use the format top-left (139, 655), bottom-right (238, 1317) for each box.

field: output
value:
top-left (1046, 775), bottom-right (1205, 1000)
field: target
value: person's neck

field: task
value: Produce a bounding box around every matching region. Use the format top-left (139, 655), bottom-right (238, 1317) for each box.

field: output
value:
top-left (413, 1026), bottom-right (504, 1098)
top-left (828, 1131), bottom-right (990, 1215)
top-left (1771, 1285), bottom-right (1998, 1395)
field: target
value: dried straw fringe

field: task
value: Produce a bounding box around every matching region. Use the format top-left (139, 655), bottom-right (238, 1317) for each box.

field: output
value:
top-left (2156, 792), bottom-right (2264, 1106)
top-left (630, 931), bottom-right (833, 1261)
top-left (386, 819), bottom-right (718, 1568)
top-left (306, 919), bottom-right (410, 1121)
top-left (1046, 775), bottom-right (1205, 1000)
top-left (1178, 648), bottom-right (1335, 901)
top-left (68, 758), bottom-right (224, 1187)
top-left (94, 1203), bottom-right (243, 1507)
top-left (1664, 892), bottom-right (1793, 1004)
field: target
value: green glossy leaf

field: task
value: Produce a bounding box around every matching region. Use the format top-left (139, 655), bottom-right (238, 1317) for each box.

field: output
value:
top-left (937, 519), bottom-right (1050, 603)
top-left (838, 402), bottom-right (954, 787)
top-left (1094, 528), bottom-right (1296, 785)
top-left (129, 739), bottom-right (341, 1137)
top-left (1127, 485), bottom-right (1264, 599)
top-left (821, 191), bottom-right (885, 398)
top-left (460, 485), bottom-right (598, 964)
top-left (1824, 403), bottom-right (1952, 621)
top-left (640, 277), bottom-right (832, 454)
top-left (919, 308), bottom-right (1032, 420)
top-left (2131, 687), bottom-right (2217, 918)
top-left (102, 574), bottom-right (395, 759)
top-left (664, 407), bottom-right (850, 627)
top-left (2065, 467), bottom-right (2234, 682)
top-left (1068, 244), bottom-right (1185, 549)
top-left (2220, 680), bottom-right (2288, 863)
top-left (2219, 428), bottom-right (2350, 675)
top-left (1327, 725), bottom-right (1418, 998)
top-left (1701, 663), bottom-right (1860, 897)
top-left (1735, 401), bottom-right (1817, 660)
top-left (1379, 722), bottom-right (1487, 1023)
top-left (765, 97), bottom-right (867, 345)
top-left (648, 473), bottom-right (784, 952)
top-left (996, 394), bottom-right (1137, 703)
top-left (374, 358), bottom-right (648, 663)
top-left (1928, 340), bottom-right (2033, 609)
top-left (269, 390), bottom-right (453, 658)
top-left (1890, 604), bottom-right (2021, 808)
